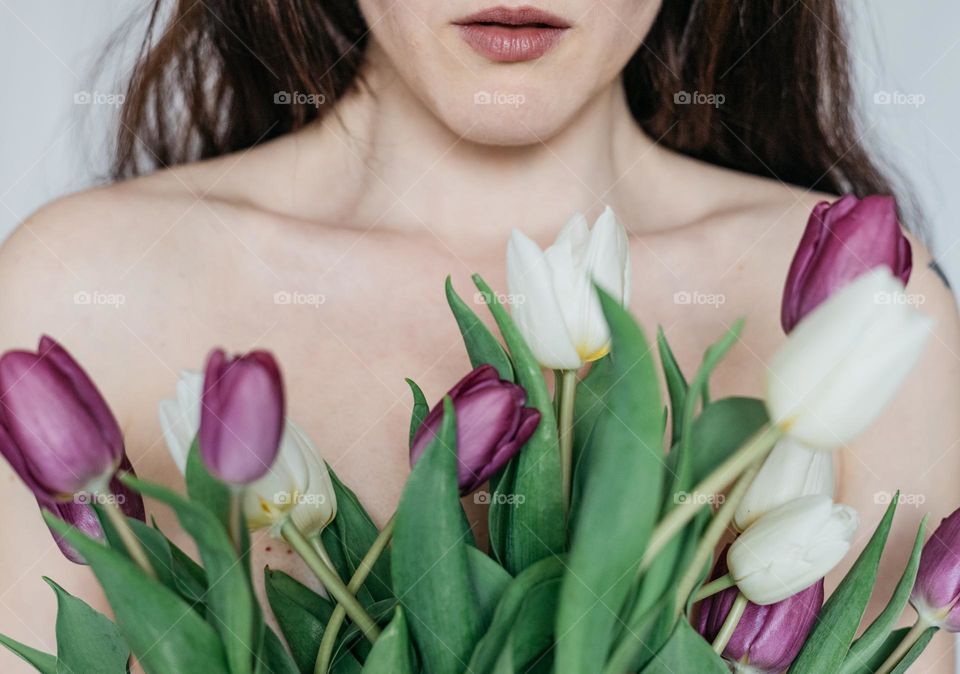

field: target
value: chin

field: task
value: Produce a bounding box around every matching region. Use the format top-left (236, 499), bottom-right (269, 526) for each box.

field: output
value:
top-left (431, 86), bottom-right (585, 147)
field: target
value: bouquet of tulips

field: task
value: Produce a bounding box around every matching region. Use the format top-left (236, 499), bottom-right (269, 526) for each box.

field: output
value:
top-left (1, 197), bottom-right (958, 674)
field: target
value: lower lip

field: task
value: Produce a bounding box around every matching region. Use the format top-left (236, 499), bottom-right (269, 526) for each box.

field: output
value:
top-left (457, 24), bottom-right (567, 62)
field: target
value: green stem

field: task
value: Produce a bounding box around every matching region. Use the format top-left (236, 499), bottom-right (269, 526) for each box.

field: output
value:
top-left (640, 423), bottom-right (781, 573)
top-left (875, 616), bottom-right (934, 674)
top-left (558, 369), bottom-right (578, 519)
top-left (691, 573), bottom-right (736, 605)
top-left (315, 515), bottom-right (396, 674)
top-left (228, 488), bottom-right (244, 554)
top-left (712, 592), bottom-right (748, 654)
top-left (674, 459), bottom-right (763, 614)
top-left (280, 520), bottom-right (381, 644)
top-left (100, 497), bottom-right (155, 578)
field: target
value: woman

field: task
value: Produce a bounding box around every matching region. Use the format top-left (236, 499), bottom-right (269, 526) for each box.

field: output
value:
top-left (0, 1), bottom-right (958, 670)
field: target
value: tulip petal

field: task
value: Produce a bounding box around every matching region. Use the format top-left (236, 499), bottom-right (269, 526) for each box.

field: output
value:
top-left (507, 229), bottom-right (582, 369)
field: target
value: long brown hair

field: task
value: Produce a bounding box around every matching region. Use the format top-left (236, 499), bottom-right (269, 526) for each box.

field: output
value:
top-left (113, 0), bottom-right (897, 203)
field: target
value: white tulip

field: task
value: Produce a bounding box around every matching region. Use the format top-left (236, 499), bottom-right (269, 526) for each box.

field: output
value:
top-left (733, 437), bottom-right (835, 532)
top-left (728, 495), bottom-right (859, 605)
top-left (507, 206), bottom-right (631, 370)
top-left (765, 268), bottom-right (933, 449)
top-left (159, 370), bottom-right (336, 537)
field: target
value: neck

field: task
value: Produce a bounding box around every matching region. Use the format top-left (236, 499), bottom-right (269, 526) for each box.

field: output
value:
top-left (291, 44), bottom-right (686, 250)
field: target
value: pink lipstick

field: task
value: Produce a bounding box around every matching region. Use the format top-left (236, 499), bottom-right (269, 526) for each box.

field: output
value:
top-left (454, 6), bottom-right (571, 63)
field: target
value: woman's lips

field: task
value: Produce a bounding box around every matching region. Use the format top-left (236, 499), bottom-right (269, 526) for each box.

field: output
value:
top-left (454, 6), bottom-right (570, 63)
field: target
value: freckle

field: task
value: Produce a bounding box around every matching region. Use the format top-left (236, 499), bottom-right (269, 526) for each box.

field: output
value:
top-left (287, 549), bottom-right (293, 555)
top-left (265, 546), bottom-right (272, 552)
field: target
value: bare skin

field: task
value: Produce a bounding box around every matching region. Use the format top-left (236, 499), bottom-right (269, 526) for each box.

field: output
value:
top-left (0, 41), bottom-right (958, 674)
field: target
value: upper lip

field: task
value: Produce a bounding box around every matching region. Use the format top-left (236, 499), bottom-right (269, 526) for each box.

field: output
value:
top-left (454, 6), bottom-right (571, 28)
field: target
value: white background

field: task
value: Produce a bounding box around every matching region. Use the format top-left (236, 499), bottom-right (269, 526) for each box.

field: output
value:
top-left (2, 2), bottom-right (960, 287)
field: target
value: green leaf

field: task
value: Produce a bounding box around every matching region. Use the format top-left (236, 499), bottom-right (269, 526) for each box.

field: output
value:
top-left (445, 276), bottom-right (514, 381)
top-left (637, 620), bottom-right (727, 673)
top-left (790, 495), bottom-right (900, 673)
top-left (258, 626), bottom-right (300, 674)
top-left (125, 476), bottom-right (258, 674)
top-left (846, 626), bottom-right (939, 674)
top-left (656, 327), bottom-right (688, 447)
top-left (321, 465), bottom-right (393, 604)
top-left (361, 608), bottom-right (416, 673)
top-left (473, 274), bottom-right (564, 574)
top-left (45, 578), bottom-right (129, 674)
top-left (603, 590), bottom-right (681, 674)
top-left (467, 556), bottom-right (563, 674)
top-left (555, 290), bottom-right (664, 674)
top-left (264, 568), bottom-right (334, 673)
top-left (467, 547), bottom-right (512, 627)
top-left (841, 516), bottom-right (928, 674)
top-left (888, 627), bottom-right (938, 673)
top-left (0, 632), bottom-right (57, 674)
top-left (663, 321), bottom-right (743, 512)
top-left (185, 437), bottom-right (231, 528)
top-left (45, 512), bottom-right (229, 674)
top-left (404, 378), bottom-right (430, 449)
top-left (96, 507), bottom-right (179, 595)
top-left (682, 397), bottom-right (769, 486)
top-left (392, 397), bottom-right (483, 673)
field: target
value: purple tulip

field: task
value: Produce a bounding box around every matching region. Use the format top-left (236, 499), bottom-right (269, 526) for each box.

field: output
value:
top-left (410, 365), bottom-right (540, 494)
top-left (781, 195), bottom-right (912, 333)
top-left (697, 550), bottom-right (823, 672)
top-left (42, 456), bottom-right (146, 564)
top-left (199, 348), bottom-right (285, 485)
top-left (0, 336), bottom-right (124, 498)
top-left (911, 507), bottom-right (960, 631)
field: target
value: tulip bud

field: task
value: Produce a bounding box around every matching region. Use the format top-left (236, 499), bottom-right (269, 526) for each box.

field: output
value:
top-left (506, 206), bottom-right (631, 370)
top-left (0, 336), bottom-right (124, 498)
top-left (766, 268), bottom-right (933, 449)
top-left (782, 195), bottom-right (912, 333)
top-left (199, 349), bottom-right (285, 485)
top-left (160, 369), bottom-right (334, 536)
top-left (911, 507), bottom-right (960, 631)
top-left (698, 550), bottom-right (824, 672)
top-left (734, 438), bottom-right (834, 532)
top-left (729, 495), bottom-right (858, 605)
top-left (410, 365), bottom-right (540, 494)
